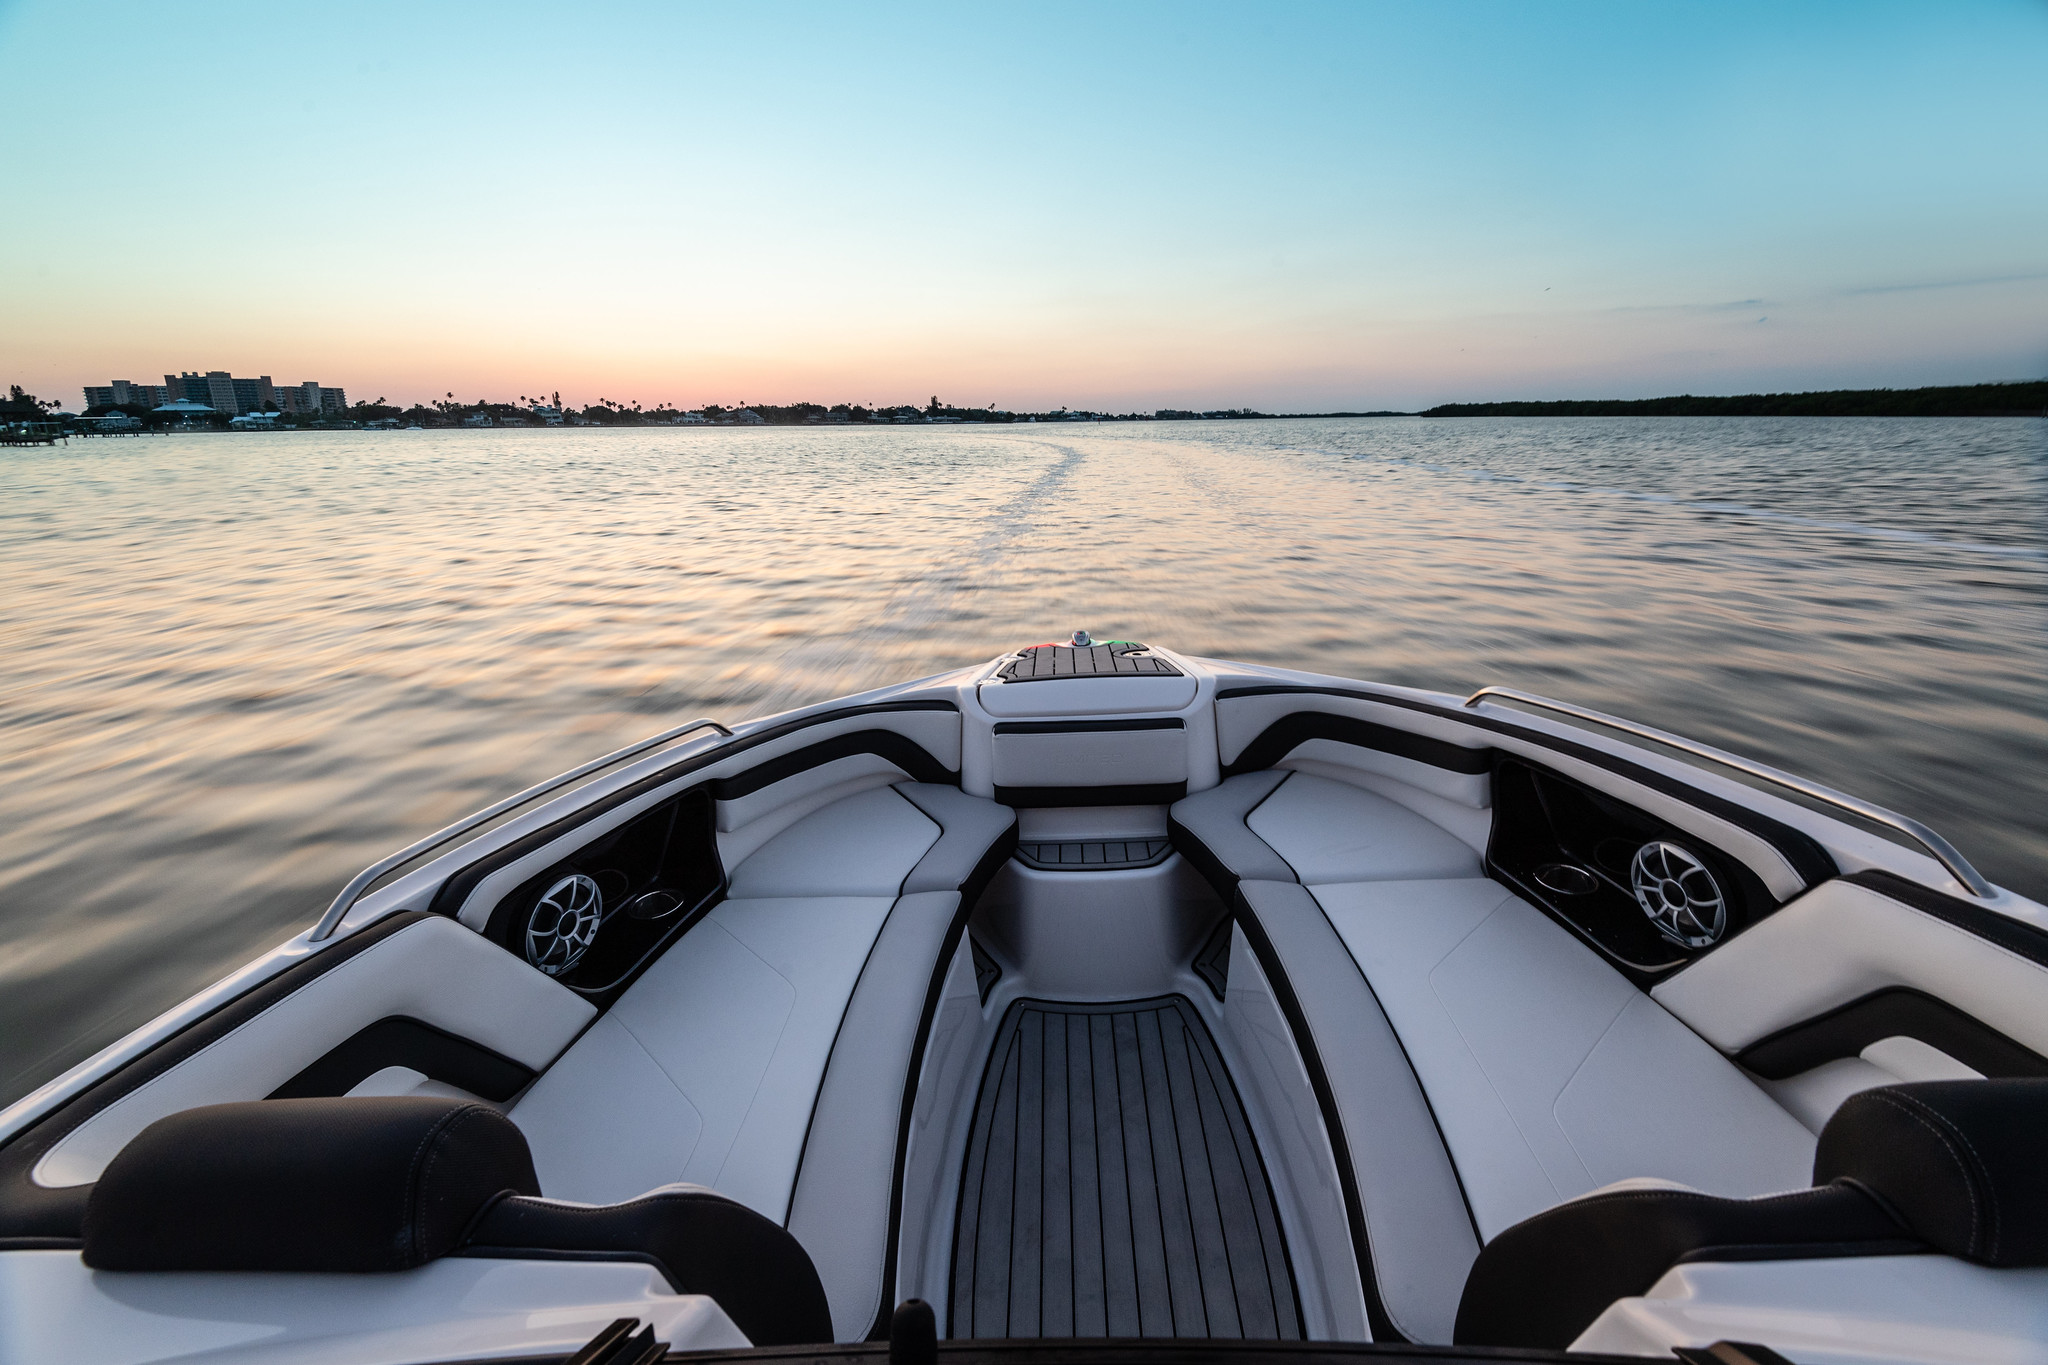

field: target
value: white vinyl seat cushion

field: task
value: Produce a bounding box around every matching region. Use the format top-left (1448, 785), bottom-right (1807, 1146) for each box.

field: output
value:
top-left (726, 785), bottom-right (940, 899)
top-left (512, 783), bottom-right (958, 1229)
top-left (512, 892), bottom-right (895, 1215)
top-left (1248, 772), bottom-right (1481, 884)
top-left (1309, 877), bottom-right (1817, 1241)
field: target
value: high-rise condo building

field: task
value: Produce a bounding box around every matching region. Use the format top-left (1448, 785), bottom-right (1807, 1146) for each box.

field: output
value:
top-left (82, 380), bottom-right (171, 410)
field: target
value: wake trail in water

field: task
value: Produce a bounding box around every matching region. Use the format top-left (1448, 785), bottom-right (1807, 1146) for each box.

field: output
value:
top-left (743, 440), bottom-right (1088, 716)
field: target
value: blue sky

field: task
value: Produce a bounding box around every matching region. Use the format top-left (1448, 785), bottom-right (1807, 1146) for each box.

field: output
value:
top-left (4, 0), bottom-right (2044, 410)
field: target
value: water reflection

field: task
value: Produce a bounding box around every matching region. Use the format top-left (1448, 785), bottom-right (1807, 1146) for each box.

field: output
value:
top-left (0, 416), bottom-right (2042, 1103)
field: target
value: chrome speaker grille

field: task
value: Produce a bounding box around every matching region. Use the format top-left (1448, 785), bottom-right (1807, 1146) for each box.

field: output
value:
top-left (1630, 841), bottom-right (1727, 948)
top-left (526, 873), bottom-right (602, 976)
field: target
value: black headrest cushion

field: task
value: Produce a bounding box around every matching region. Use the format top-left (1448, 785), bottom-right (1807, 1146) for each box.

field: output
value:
top-left (1815, 1078), bottom-right (2048, 1267)
top-left (82, 1096), bottom-right (539, 1273)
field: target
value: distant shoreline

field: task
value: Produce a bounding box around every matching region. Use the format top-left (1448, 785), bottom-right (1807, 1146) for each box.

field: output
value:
top-left (1410, 379), bottom-right (2046, 419)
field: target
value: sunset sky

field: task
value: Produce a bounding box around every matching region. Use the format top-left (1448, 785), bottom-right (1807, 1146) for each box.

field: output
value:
top-left (4, 0), bottom-right (2044, 413)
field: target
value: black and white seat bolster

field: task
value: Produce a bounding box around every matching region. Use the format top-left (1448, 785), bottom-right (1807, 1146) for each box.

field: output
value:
top-left (79, 1096), bottom-right (834, 1347)
top-left (1454, 1078), bottom-right (2048, 1349)
top-left (1167, 770), bottom-right (1295, 894)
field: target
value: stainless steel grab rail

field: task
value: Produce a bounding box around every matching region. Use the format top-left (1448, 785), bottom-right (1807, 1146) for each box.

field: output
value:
top-left (308, 716), bottom-right (735, 941)
top-left (1461, 685), bottom-right (1998, 899)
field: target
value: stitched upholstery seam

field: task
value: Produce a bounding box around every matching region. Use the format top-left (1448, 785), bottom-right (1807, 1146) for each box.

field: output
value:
top-left (401, 1106), bottom-right (466, 1265)
top-left (1879, 1090), bottom-right (1998, 1259)
top-left (1862, 1091), bottom-right (1982, 1255)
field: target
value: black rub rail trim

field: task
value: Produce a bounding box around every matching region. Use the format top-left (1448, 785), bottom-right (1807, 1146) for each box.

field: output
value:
top-left (992, 718), bottom-right (1186, 735)
top-left (1216, 685), bottom-right (1836, 888)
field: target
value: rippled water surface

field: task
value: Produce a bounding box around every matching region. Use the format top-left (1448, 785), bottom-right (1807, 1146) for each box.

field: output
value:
top-left (3, 417), bottom-right (2044, 1104)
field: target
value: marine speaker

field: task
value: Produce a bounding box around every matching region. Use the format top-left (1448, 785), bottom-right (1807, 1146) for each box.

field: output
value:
top-left (525, 873), bottom-right (603, 976)
top-left (1629, 841), bottom-right (1727, 949)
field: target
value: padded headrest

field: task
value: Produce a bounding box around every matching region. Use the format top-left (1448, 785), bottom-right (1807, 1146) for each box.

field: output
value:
top-left (82, 1096), bottom-right (539, 1273)
top-left (1816, 1078), bottom-right (2048, 1267)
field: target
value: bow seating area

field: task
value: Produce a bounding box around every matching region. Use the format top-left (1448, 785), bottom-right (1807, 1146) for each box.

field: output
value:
top-left (511, 773), bottom-right (1014, 1340)
top-left (1173, 765), bottom-right (1820, 1342)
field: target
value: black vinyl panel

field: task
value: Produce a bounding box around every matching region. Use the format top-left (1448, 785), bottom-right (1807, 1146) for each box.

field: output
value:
top-left (995, 783), bottom-right (1188, 808)
top-left (1488, 758), bottom-right (1778, 985)
top-left (268, 1016), bottom-right (536, 1102)
top-left (1738, 987), bottom-right (2048, 1080)
top-left (1215, 685), bottom-right (1836, 888)
top-left (483, 786), bottom-right (723, 1000)
top-left (1222, 711), bottom-right (1492, 777)
top-left (951, 997), bottom-right (1299, 1343)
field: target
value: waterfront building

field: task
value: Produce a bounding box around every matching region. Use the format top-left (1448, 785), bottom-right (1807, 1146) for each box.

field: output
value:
top-left (280, 381), bottom-right (346, 415)
top-left (83, 380), bottom-right (171, 410)
top-left (160, 371), bottom-right (278, 416)
top-left (149, 399), bottom-right (219, 425)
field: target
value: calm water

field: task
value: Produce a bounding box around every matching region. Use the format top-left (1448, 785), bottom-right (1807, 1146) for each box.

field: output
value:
top-left (2, 417), bottom-right (2044, 1105)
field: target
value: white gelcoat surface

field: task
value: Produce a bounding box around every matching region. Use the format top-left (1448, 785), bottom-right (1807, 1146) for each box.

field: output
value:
top-left (1572, 1255), bottom-right (2048, 1362)
top-left (0, 1251), bottom-right (747, 1365)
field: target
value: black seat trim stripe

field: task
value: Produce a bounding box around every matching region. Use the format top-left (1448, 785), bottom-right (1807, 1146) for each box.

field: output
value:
top-left (1738, 985), bottom-right (2048, 1080)
top-left (1223, 711), bottom-right (1491, 777)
